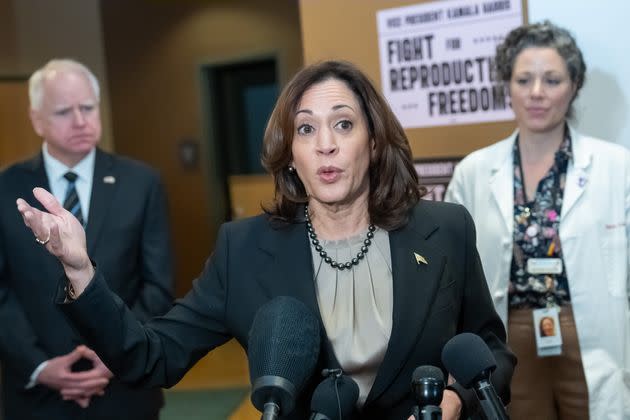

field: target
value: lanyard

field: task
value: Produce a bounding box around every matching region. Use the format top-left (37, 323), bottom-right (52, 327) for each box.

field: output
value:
top-left (515, 136), bottom-right (563, 207)
top-left (514, 136), bottom-right (565, 258)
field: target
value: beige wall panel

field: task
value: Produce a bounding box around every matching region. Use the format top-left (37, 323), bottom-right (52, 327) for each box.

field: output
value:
top-left (229, 175), bottom-right (275, 220)
top-left (174, 339), bottom-right (249, 390)
top-left (0, 81), bottom-right (41, 167)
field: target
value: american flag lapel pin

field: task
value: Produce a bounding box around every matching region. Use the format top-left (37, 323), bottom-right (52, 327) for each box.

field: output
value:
top-left (414, 252), bottom-right (428, 265)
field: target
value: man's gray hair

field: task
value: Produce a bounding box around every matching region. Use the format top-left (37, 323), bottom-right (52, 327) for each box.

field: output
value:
top-left (28, 59), bottom-right (101, 111)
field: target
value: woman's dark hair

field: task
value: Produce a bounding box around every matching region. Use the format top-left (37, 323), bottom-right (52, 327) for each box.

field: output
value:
top-left (496, 21), bottom-right (586, 118)
top-left (261, 60), bottom-right (424, 230)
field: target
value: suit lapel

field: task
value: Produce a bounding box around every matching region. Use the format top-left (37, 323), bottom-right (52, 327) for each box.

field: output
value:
top-left (23, 153), bottom-right (52, 207)
top-left (562, 129), bottom-right (592, 220)
top-left (367, 206), bottom-right (444, 402)
top-left (86, 149), bottom-right (116, 254)
top-left (255, 219), bottom-right (341, 370)
top-left (489, 135), bottom-right (515, 234)
top-left (256, 220), bottom-right (318, 309)
top-left (23, 154), bottom-right (66, 277)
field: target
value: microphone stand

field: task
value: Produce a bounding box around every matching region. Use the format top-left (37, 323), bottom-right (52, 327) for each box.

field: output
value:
top-left (261, 401), bottom-right (280, 420)
top-left (475, 378), bottom-right (508, 420)
top-left (412, 405), bottom-right (441, 420)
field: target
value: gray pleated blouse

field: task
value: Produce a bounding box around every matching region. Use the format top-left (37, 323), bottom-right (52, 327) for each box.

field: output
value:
top-left (310, 227), bottom-right (393, 406)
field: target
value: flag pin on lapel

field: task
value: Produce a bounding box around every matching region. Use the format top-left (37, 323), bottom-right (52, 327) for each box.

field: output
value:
top-left (414, 252), bottom-right (428, 265)
top-left (103, 176), bottom-right (116, 184)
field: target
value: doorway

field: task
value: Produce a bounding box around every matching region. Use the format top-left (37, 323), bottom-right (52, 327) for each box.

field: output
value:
top-left (201, 56), bottom-right (278, 224)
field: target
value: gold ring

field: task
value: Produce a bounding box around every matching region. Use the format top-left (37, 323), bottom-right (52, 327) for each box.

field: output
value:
top-left (35, 231), bottom-right (50, 245)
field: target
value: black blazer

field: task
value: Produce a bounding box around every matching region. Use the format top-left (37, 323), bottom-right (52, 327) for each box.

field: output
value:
top-left (62, 200), bottom-right (515, 419)
top-left (0, 149), bottom-right (174, 420)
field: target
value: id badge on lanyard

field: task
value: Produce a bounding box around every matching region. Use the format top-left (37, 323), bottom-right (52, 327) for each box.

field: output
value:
top-left (533, 306), bottom-right (563, 357)
top-left (526, 258), bottom-right (563, 275)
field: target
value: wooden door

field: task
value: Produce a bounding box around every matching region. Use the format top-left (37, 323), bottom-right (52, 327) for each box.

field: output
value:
top-left (0, 79), bottom-right (41, 167)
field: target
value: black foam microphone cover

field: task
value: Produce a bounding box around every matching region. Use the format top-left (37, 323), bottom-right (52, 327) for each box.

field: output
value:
top-left (412, 365), bottom-right (445, 407)
top-left (441, 332), bottom-right (496, 388)
top-left (248, 296), bottom-right (321, 417)
top-left (310, 375), bottom-right (359, 419)
top-left (441, 333), bottom-right (508, 420)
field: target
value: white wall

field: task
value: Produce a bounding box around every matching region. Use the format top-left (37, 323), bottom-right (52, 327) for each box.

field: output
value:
top-left (529, 0), bottom-right (630, 147)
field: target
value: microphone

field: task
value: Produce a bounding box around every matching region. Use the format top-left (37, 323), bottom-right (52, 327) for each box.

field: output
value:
top-left (310, 370), bottom-right (359, 420)
top-left (411, 365), bottom-right (444, 420)
top-left (320, 368), bottom-right (343, 378)
top-left (248, 296), bottom-right (321, 420)
top-left (441, 333), bottom-right (508, 420)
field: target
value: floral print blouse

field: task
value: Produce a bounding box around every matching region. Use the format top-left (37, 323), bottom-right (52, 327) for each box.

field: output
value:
top-left (508, 132), bottom-right (572, 309)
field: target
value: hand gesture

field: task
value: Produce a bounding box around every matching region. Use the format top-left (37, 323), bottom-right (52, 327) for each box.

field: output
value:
top-left (37, 346), bottom-right (112, 408)
top-left (60, 345), bottom-right (113, 407)
top-left (16, 187), bottom-right (94, 294)
top-left (439, 389), bottom-right (463, 419)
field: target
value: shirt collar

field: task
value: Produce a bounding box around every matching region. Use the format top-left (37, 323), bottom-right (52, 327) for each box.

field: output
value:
top-left (557, 127), bottom-right (573, 163)
top-left (42, 143), bottom-right (96, 184)
top-left (512, 124), bottom-right (573, 166)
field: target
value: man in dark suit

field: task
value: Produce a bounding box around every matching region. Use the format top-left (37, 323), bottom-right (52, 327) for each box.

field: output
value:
top-left (0, 59), bottom-right (174, 419)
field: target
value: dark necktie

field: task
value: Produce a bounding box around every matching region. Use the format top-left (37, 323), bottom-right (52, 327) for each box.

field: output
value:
top-left (63, 172), bottom-right (85, 226)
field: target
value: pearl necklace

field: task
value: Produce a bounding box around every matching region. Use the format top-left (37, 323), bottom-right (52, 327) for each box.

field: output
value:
top-left (305, 206), bottom-right (376, 271)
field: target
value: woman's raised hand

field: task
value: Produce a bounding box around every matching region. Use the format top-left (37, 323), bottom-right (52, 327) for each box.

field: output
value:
top-left (16, 187), bottom-right (94, 295)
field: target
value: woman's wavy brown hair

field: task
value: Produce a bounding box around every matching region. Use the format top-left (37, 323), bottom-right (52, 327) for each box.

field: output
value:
top-left (261, 60), bottom-right (424, 230)
top-left (495, 21), bottom-right (586, 119)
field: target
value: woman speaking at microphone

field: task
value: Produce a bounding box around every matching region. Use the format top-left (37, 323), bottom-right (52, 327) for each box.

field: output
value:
top-left (17, 60), bottom-right (514, 419)
top-left (446, 21), bottom-right (630, 419)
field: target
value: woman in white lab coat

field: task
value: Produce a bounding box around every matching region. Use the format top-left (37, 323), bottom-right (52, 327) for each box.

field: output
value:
top-left (446, 21), bottom-right (630, 419)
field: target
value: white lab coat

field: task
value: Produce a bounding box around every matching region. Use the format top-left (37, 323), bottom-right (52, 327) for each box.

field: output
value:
top-left (445, 126), bottom-right (630, 419)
